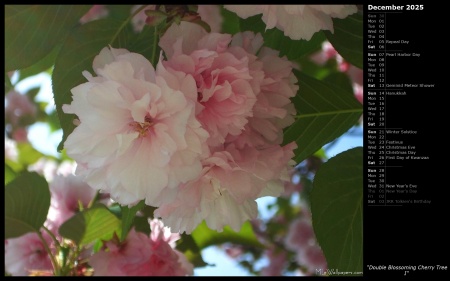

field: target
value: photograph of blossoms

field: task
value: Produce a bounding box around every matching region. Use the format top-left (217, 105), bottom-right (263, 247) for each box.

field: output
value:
top-left (5, 5), bottom-right (363, 276)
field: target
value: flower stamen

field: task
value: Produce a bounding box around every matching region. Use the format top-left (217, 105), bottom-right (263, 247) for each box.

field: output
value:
top-left (129, 115), bottom-right (154, 138)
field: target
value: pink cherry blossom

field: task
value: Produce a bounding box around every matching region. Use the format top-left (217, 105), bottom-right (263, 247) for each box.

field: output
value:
top-left (62, 46), bottom-right (209, 207)
top-left (154, 22), bottom-right (298, 233)
top-left (225, 5), bottom-right (358, 41)
top-left (5, 232), bottom-right (54, 276)
top-left (296, 244), bottom-right (327, 275)
top-left (224, 244), bottom-right (244, 259)
top-left (353, 83), bottom-right (363, 104)
top-left (5, 91), bottom-right (37, 130)
top-left (260, 247), bottom-right (288, 276)
top-left (160, 22), bottom-right (260, 147)
top-left (27, 158), bottom-right (59, 182)
top-left (197, 5), bottom-right (223, 32)
top-left (27, 159), bottom-right (75, 183)
top-left (45, 174), bottom-right (100, 231)
top-left (284, 217), bottom-right (316, 251)
top-left (227, 32), bottom-right (298, 148)
top-left (347, 64), bottom-right (363, 87)
top-left (11, 127), bottom-right (28, 142)
top-left (282, 169), bottom-right (303, 197)
top-left (89, 220), bottom-right (193, 276)
top-left (309, 41), bottom-right (339, 65)
top-left (155, 141), bottom-right (296, 233)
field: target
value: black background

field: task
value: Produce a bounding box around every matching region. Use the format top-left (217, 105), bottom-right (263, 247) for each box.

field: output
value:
top-left (363, 2), bottom-right (448, 278)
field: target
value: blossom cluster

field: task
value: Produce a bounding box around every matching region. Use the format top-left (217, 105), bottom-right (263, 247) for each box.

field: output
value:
top-left (4, 158), bottom-right (193, 276)
top-left (5, 164), bottom-right (97, 276)
top-left (62, 22), bottom-right (298, 234)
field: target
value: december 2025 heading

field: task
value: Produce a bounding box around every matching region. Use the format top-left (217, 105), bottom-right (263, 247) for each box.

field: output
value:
top-left (367, 4), bottom-right (424, 11)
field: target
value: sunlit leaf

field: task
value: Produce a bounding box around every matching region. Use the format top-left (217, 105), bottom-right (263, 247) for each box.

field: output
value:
top-left (283, 71), bottom-right (362, 163)
top-left (17, 142), bottom-right (45, 166)
top-left (4, 163), bottom-right (17, 185)
top-left (311, 147), bottom-right (363, 275)
top-left (120, 200), bottom-right (145, 241)
top-left (59, 203), bottom-right (122, 246)
top-left (5, 172), bottom-right (50, 239)
top-left (313, 148), bottom-right (328, 160)
top-left (192, 221), bottom-right (263, 250)
top-left (5, 158), bottom-right (22, 174)
top-left (5, 5), bottom-right (91, 71)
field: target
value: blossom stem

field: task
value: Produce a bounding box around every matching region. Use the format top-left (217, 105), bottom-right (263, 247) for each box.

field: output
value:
top-left (37, 229), bottom-right (60, 275)
top-left (42, 225), bottom-right (61, 249)
top-left (151, 24), bottom-right (159, 66)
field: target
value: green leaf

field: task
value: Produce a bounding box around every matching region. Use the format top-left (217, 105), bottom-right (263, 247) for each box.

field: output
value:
top-left (296, 56), bottom-right (333, 80)
top-left (4, 163), bottom-right (17, 185)
top-left (106, 4), bottom-right (135, 21)
top-left (52, 19), bottom-right (160, 151)
top-left (311, 147), bottom-right (363, 275)
top-left (108, 203), bottom-right (122, 217)
top-left (322, 72), bottom-right (354, 95)
top-left (25, 87), bottom-right (41, 100)
top-left (17, 142), bottom-right (44, 166)
top-left (238, 14), bottom-right (265, 34)
top-left (176, 234), bottom-right (210, 268)
top-left (47, 110), bottom-right (63, 132)
top-left (5, 5), bottom-right (91, 71)
top-left (17, 45), bottom-right (61, 82)
top-left (120, 200), bottom-right (145, 241)
top-left (59, 203), bottom-right (122, 246)
top-left (325, 13), bottom-right (363, 69)
top-left (220, 5), bottom-right (240, 35)
top-left (5, 158), bottom-right (22, 173)
top-left (313, 148), bottom-right (328, 160)
top-left (5, 172), bottom-right (50, 239)
top-left (133, 216), bottom-right (151, 236)
top-left (128, 24), bottom-right (161, 67)
top-left (192, 221), bottom-right (263, 250)
top-left (283, 71), bottom-right (362, 163)
top-left (241, 14), bottom-right (325, 60)
top-left (140, 205), bottom-right (157, 218)
top-left (263, 25), bottom-right (326, 60)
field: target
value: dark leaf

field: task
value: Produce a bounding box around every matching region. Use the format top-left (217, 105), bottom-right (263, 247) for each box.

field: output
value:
top-left (311, 147), bottom-right (363, 275)
top-left (283, 71), bottom-right (362, 163)
top-left (5, 172), bottom-right (50, 239)
top-left (5, 5), bottom-right (91, 71)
